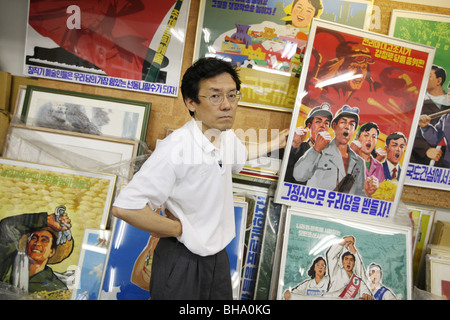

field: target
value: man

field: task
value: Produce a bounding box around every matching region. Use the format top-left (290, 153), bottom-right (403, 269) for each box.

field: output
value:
top-left (293, 105), bottom-right (375, 197)
top-left (411, 65), bottom-right (449, 167)
top-left (0, 206), bottom-right (73, 294)
top-left (324, 236), bottom-right (372, 300)
top-left (285, 102), bottom-right (332, 183)
top-left (419, 112), bottom-right (450, 168)
top-left (112, 57), bottom-right (288, 300)
top-left (382, 132), bottom-right (407, 181)
top-left (350, 122), bottom-right (384, 195)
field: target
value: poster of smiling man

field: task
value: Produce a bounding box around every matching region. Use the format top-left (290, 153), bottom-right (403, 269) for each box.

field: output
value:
top-left (194, 0), bottom-right (373, 111)
top-left (0, 158), bottom-right (116, 299)
top-left (275, 19), bottom-right (435, 219)
top-left (278, 208), bottom-right (412, 300)
top-left (23, 0), bottom-right (190, 97)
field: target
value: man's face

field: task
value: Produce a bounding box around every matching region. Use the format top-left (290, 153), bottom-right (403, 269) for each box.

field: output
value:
top-left (186, 72), bottom-right (238, 133)
top-left (291, 0), bottom-right (316, 28)
top-left (309, 115), bottom-right (330, 142)
top-left (27, 230), bottom-right (55, 264)
top-left (386, 138), bottom-right (406, 165)
top-left (342, 255), bottom-right (355, 273)
top-left (332, 116), bottom-right (357, 145)
top-left (427, 69), bottom-right (441, 92)
top-left (357, 128), bottom-right (378, 157)
top-left (347, 57), bottom-right (368, 91)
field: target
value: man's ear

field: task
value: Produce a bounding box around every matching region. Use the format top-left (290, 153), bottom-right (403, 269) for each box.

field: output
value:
top-left (184, 97), bottom-right (196, 114)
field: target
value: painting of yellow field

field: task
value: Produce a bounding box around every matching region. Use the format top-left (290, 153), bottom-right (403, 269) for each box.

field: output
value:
top-left (0, 157), bottom-right (116, 299)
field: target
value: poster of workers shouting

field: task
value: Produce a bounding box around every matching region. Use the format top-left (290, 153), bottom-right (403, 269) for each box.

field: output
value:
top-left (278, 209), bottom-right (412, 300)
top-left (275, 19), bottom-right (435, 219)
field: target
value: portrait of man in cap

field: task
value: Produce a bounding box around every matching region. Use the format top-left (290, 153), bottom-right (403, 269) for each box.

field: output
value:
top-left (285, 102), bottom-right (332, 183)
top-left (0, 205), bottom-right (73, 294)
top-left (293, 105), bottom-right (377, 197)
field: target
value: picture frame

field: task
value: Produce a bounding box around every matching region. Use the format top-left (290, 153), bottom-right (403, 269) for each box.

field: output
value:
top-left (0, 157), bottom-right (116, 299)
top-left (407, 205), bottom-right (436, 287)
top-left (275, 18), bottom-right (435, 219)
top-left (254, 197), bottom-right (286, 300)
top-left (3, 124), bottom-right (138, 180)
top-left (71, 228), bottom-right (111, 300)
top-left (194, 0), bottom-right (373, 112)
top-left (20, 85), bottom-right (151, 142)
top-left (278, 208), bottom-right (412, 300)
top-left (226, 198), bottom-right (248, 300)
top-left (24, 0), bottom-right (191, 97)
top-left (388, 10), bottom-right (450, 191)
top-left (232, 182), bottom-right (272, 299)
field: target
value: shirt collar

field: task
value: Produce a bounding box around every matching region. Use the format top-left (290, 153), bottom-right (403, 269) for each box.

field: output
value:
top-left (189, 118), bottom-right (220, 154)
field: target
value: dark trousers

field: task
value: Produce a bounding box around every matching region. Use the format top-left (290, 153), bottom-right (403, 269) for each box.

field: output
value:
top-left (149, 237), bottom-right (232, 300)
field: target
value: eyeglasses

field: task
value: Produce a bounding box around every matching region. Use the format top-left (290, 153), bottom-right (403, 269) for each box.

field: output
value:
top-left (199, 91), bottom-right (242, 105)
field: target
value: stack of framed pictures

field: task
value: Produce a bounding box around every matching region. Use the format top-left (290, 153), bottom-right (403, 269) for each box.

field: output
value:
top-left (0, 85), bottom-right (151, 299)
top-left (426, 245), bottom-right (450, 300)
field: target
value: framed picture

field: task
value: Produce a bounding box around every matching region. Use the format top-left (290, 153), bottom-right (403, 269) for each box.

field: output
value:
top-left (233, 182), bottom-right (272, 299)
top-left (427, 255), bottom-right (450, 300)
top-left (254, 197), bottom-right (286, 300)
top-left (194, 0), bottom-right (373, 112)
top-left (407, 205), bottom-right (435, 287)
top-left (278, 208), bottom-right (412, 300)
top-left (3, 124), bottom-right (138, 180)
top-left (99, 215), bottom-right (158, 300)
top-left (0, 157), bottom-right (116, 299)
top-left (388, 11), bottom-right (450, 191)
top-left (275, 19), bottom-right (435, 219)
top-left (226, 198), bottom-right (248, 300)
top-left (100, 200), bottom-right (248, 300)
top-left (71, 228), bottom-right (111, 300)
top-left (19, 86), bottom-right (150, 142)
top-left (24, 0), bottom-right (191, 97)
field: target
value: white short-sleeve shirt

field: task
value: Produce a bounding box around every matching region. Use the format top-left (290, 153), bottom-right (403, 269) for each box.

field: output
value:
top-left (113, 118), bottom-right (247, 256)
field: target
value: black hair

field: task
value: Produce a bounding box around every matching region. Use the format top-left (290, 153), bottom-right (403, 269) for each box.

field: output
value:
top-left (181, 57), bottom-right (241, 117)
top-left (385, 132), bottom-right (407, 146)
top-left (357, 122), bottom-right (379, 137)
top-left (432, 65), bottom-right (447, 86)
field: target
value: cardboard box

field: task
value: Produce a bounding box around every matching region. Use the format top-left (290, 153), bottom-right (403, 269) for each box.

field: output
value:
top-left (432, 221), bottom-right (450, 247)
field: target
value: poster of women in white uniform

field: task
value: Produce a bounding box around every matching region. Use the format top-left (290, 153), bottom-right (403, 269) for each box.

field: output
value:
top-left (277, 209), bottom-right (412, 300)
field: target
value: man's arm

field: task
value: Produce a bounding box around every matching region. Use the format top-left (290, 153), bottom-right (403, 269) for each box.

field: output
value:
top-left (246, 129), bottom-right (289, 160)
top-left (112, 206), bottom-right (182, 238)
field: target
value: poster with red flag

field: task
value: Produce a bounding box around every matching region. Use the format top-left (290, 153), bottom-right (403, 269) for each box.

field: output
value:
top-left (24, 0), bottom-right (190, 97)
top-left (275, 19), bottom-right (435, 219)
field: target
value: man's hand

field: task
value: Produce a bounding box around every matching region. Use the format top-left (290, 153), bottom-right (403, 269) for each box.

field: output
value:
top-left (426, 147), bottom-right (443, 161)
top-left (149, 209), bottom-right (182, 238)
top-left (313, 131), bottom-right (331, 153)
top-left (292, 127), bottom-right (308, 148)
top-left (364, 176), bottom-right (379, 197)
top-left (47, 212), bottom-right (71, 232)
top-left (419, 115), bottom-right (431, 128)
